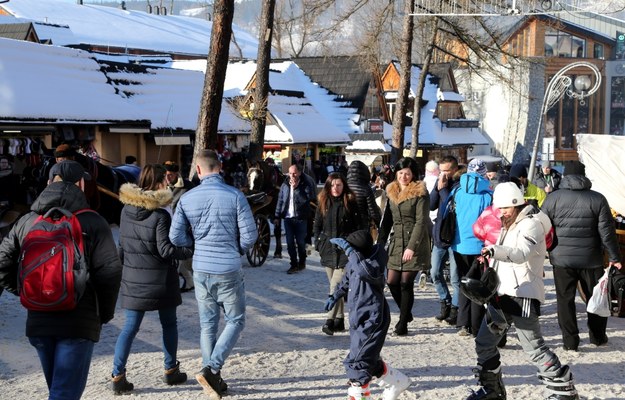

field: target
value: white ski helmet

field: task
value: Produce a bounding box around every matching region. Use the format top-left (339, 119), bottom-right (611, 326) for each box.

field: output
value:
top-left (493, 182), bottom-right (525, 208)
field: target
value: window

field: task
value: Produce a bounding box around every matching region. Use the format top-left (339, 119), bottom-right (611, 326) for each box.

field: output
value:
top-left (436, 103), bottom-right (463, 122)
top-left (594, 43), bottom-right (604, 59)
top-left (609, 77), bottom-right (625, 135)
top-left (544, 29), bottom-right (586, 58)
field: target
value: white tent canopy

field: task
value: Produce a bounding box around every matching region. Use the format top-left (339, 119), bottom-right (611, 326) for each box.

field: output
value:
top-left (576, 134), bottom-right (625, 216)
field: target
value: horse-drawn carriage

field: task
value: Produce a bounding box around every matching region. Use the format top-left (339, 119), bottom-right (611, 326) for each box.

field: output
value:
top-left (242, 159), bottom-right (284, 267)
top-left (245, 192), bottom-right (273, 267)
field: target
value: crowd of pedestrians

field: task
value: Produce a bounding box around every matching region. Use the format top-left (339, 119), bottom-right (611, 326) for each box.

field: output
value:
top-left (0, 150), bottom-right (622, 400)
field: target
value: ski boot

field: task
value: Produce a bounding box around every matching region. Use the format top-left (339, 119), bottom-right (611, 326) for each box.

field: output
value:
top-left (375, 363), bottom-right (411, 400)
top-left (539, 365), bottom-right (579, 400)
top-left (465, 366), bottom-right (506, 400)
top-left (347, 381), bottom-right (371, 400)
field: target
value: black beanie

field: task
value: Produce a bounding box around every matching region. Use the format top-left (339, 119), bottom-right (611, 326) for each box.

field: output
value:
top-left (509, 164), bottom-right (527, 179)
top-left (563, 160), bottom-right (586, 176)
top-left (346, 230), bottom-right (373, 256)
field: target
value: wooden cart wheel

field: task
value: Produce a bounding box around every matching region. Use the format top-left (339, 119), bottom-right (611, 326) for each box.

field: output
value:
top-left (247, 214), bottom-right (270, 267)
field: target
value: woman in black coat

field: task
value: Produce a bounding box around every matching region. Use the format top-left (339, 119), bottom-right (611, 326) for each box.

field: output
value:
top-left (314, 172), bottom-right (361, 335)
top-left (110, 164), bottom-right (193, 394)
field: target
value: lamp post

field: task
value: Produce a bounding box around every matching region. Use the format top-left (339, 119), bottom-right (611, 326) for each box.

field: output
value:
top-left (527, 61), bottom-right (602, 182)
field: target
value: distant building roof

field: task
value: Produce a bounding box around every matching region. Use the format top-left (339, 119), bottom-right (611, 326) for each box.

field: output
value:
top-left (292, 56), bottom-right (372, 114)
top-left (0, 21), bottom-right (39, 42)
top-left (0, 0), bottom-right (259, 59)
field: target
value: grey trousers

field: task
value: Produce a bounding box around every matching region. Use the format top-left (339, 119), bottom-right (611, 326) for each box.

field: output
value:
top-left (325, 267), bottom-right (345, 319)
top-left (476, 299), bottom-right (561, 374)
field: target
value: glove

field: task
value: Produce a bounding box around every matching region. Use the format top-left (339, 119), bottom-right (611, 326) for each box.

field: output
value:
top-left (324, 295), bottom-right (337, 312)
top-left (481, 246), bottom-right (494, 258)
top-left (330, 238), bottom-right (353, 256)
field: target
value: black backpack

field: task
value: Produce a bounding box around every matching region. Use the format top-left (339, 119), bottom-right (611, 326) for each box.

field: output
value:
top-left (608, 266), bottom-right (625, 318)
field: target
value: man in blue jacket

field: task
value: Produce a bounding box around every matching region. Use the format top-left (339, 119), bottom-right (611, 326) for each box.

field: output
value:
top-left (169, 149), bottom-right (257, 399)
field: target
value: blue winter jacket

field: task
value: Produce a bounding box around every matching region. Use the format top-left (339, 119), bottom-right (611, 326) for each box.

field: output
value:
top-left (333, 244), bottom-right (390, 334)
top-left (451, 172), bottom-right (493, 255)
top-left (169, 174), bottom-right (258, 274)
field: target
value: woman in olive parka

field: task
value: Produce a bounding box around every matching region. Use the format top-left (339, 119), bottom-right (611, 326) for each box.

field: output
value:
top-left (377, 157), bottom-right (431, 336)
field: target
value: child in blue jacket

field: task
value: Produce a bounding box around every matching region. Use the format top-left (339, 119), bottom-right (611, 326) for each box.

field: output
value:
top-left (327, 230), bottom-right (411, 400)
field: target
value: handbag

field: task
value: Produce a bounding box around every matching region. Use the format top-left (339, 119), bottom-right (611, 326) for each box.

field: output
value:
top-left (609, 266), bottom-right (625, 318)
top-left (587, 269), bottom-right (611, 317)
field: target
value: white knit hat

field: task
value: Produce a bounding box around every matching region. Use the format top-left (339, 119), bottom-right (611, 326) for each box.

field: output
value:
top-left (493, 182), bottom-right (525, 208)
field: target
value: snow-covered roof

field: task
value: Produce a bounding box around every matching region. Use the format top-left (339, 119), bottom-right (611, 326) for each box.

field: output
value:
top-left (346, 140), bottom-right (391, 153)
top-left (262, 61), bottom-right (357, 144)
top-left (437, 89), bottom-right (465, 102)
top-left (0, 38), bottom-right (142, 123)
top-left (0, 37), bottom-right (247, 132)
top-left (380, 64), bottom-right (488, 147)
top-left (0, 38), bottom-right (359, 143)
top-left (0, 0), bottom-right (259, 59)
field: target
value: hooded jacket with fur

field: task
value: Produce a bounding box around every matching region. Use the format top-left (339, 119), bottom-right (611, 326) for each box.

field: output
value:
top-left (377, 180), bottom-right (431, 271)
top-left (118, 183), bottom-right (192, 311)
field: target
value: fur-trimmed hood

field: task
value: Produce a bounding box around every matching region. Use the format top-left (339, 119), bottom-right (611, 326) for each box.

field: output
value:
top-left (119, 183), bottom-right (173, 210)
top-left (386, 180), bottom-right (428, 204)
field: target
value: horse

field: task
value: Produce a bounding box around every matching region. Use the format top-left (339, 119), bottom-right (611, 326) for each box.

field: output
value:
top-left (245, 159), bottom-right (284, 258)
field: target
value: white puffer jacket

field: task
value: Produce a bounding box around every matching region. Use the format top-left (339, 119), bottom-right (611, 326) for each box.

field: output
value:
top-left (488, 205), bottom-right (551, 303)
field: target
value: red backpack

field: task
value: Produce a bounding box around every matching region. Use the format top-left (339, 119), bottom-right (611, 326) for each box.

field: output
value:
top-left (18, 207), bottom-right (91, 311)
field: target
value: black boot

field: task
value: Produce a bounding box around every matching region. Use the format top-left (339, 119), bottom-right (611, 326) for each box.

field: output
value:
top-left (445, 306), bottom-right (458, 326)
top-left (435, 301), bottom-right (451, 321)
top-left (162, 361), bottom-right (187, 385)
top-left (333, 318), bottom-right (345, 332)
top-left (393, 283), bottom-right (414, 336)
top-left (539, 365), bottom-right (579, 400)
top-left (322, 319), bottom-right (335, 335)
top-left (465, 366), bottom-right (507, 400)
top-left (110, 372), bottom-right (134, 395)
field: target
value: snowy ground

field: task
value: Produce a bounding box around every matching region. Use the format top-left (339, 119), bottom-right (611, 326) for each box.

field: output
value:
top-left (1, 228), bottom-right (624, 400)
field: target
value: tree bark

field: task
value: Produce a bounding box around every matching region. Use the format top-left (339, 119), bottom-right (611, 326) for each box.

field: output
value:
top-left (390, 0), bottom-right (415, 165)
top-left (249, 0), bottom-right (276, 163)
top-left (410, 17), bottom-right (439, 159)
top-left (192, 0), bottom-right (234, 177)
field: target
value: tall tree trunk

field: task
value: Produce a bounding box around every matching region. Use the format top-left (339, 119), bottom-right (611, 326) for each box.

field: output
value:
top-left (249, 0), bottom-right (276, 163)
top-left (390, 0), bottom-right (415, 165)
top-left (192, 0), bottom-right (234, 177)
top-left (410, 17), bottom-right (439, 159)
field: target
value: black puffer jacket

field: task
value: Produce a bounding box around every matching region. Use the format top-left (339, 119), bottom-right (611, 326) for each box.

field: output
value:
top-left (0, 182), bottom-right (122, 342)
top-left (313, 196), bottom-right (360, 268)
top-left (542, 175), bottom-right (621, 269)
top-left (118, 184), bottom-right (193, 311)
top-left (346, 161), bottom-right (381, 228)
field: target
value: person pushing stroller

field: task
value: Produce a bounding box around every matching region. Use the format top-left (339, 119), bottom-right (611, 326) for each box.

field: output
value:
top-left (326, 230), bottom-right (411, 400)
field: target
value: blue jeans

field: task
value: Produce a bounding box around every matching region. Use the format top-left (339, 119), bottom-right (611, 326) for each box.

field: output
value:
top-left (112, 307), bottom-right (179, 376)
top-left (29, 336), bottom-right (94, 400)
top-left (430, 245), bottom-right (460, 306)
top-left (195, 269), bottom-right (246, 372)
top-left (284, 218), bottom-right (307, 267)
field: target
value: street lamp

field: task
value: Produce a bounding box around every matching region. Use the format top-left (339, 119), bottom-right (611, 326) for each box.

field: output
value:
top-left (527, 61), bottom-right (602, 182)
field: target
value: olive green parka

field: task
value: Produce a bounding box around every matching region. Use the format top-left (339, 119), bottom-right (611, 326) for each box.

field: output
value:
top-left (377, 180), bottom-right (431, 271)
